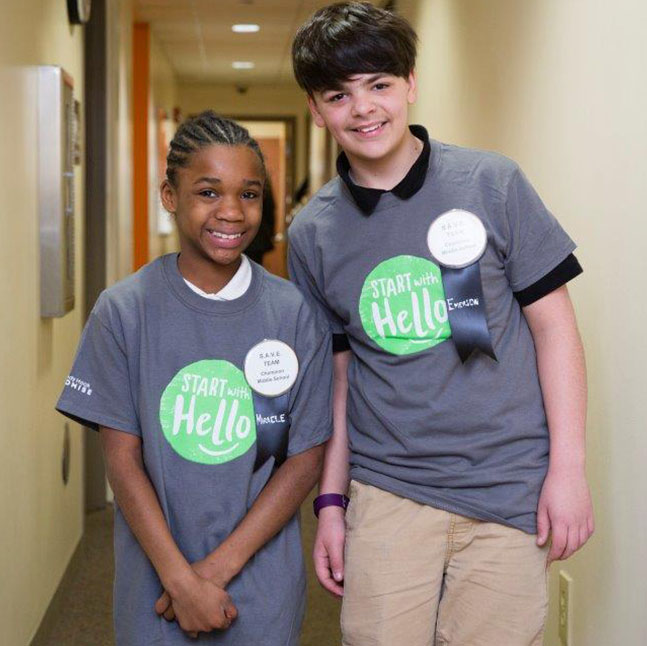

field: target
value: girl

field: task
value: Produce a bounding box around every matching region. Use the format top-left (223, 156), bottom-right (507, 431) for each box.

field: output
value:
top-left (57, 112), bottom-right (332, 645)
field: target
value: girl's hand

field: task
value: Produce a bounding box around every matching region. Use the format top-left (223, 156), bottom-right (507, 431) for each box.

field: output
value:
top-left (155, 569), bottom-right (237, 638)
top-left (155, 556), bottom-right (233, 623)
top-left (194, 551), bottom-right (236, 589)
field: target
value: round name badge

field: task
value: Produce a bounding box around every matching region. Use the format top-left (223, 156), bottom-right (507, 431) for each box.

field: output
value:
top-left (244, 339), bottom-right (299, 398)
top-left (427, 209), bottom-right (487, 269)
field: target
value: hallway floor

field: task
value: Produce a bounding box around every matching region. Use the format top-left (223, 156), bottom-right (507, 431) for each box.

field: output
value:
top-left (35, 495), bottom-right (341, 645)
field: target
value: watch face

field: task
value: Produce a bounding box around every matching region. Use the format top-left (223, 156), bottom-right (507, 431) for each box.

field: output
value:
top-left (67, 0), bottom-right (91, 24)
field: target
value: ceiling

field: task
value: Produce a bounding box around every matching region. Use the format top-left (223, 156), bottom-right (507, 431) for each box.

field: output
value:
top-left (134, 0), bottom-right (381, 85)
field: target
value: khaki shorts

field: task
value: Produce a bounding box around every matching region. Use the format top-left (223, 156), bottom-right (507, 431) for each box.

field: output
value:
top-left (341, 481), bottom-right (549, 646)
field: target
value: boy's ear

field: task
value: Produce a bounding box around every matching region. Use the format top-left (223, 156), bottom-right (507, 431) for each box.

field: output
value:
top-left (307, 95), bottom-right (327, 128)
top-left (160, 179), bottom-right (177, 214)
top-left (406, 71), bottom-right (418, 104)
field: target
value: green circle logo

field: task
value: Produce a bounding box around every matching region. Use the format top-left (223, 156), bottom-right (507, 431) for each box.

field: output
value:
top-left (159, 360), bottom-right (256, 464)
top-left (359, 255), bottom-right (452, 355)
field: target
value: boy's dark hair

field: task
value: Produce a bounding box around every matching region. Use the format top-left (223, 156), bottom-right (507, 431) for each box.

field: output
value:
top-left (292, 1), bottom-right (418, 95)
top-left (166, 111), bottom-right (265, 187)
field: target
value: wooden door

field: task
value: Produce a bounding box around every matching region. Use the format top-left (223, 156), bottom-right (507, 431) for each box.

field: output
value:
top-left (255, 136), bottom-right (285, 277)
top-left (239, 120), bottom-right (290, 278)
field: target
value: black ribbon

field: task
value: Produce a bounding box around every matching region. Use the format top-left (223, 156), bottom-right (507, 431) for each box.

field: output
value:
top-left (252, 392), bottom-right (290, 471)
top-left (440, 263), bottom-right (497, 363)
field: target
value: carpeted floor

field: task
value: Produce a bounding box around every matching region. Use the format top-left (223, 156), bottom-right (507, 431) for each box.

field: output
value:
top-left (34, 494), bottom-right (341, 645)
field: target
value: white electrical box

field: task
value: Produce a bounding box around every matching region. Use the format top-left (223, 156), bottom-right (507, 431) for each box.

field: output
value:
top-left (559, 570), bottom-right (573, 646)
top-left (38, 66), bottom-right (75, 317)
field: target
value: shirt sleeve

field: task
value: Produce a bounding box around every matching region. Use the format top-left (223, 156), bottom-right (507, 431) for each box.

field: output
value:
top-left (56, 295), bottom-right (140, 436)
top-left (503, 167), bottom-right (577, 292)
top-left (514, 253), bottom-right (583, 306)
top-left (285, 301), bottom-right (333, 456)
top-left (287, 231), bottom-right (346, 335)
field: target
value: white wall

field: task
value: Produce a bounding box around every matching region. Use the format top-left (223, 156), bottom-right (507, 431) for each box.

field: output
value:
top-left (401, 1), bottom-right (647, 643)
top-left (0, 3), bottom-right (85, 644)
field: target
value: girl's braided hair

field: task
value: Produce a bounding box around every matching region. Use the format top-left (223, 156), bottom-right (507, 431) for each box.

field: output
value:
top-left (166, 111), bottom-right (265, 187)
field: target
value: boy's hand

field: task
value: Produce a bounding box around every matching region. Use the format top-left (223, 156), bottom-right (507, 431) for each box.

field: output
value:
top-left (536, 466), bottom-right (594, 563)
top-left (156, 569), bottom-right (237, 638)
top-left (313, 506), bottom-right (346, 597)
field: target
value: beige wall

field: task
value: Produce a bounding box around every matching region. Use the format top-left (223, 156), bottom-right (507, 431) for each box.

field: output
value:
top-left (107, 0), bottom-right (134, 283)
top-left (176, 82), bottom-right (310, 191)
top-left (0, 2), bottom-right (85, 645)
top-left (402, 1), bottom-right (646, 643)
top-left (148, 32), bottom-right (179, 260)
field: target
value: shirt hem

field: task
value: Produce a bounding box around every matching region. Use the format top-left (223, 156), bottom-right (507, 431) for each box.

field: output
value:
top-left (56, 403), bottom-right (141, 436)
top-left (286, 427), bottom-right (332, 458)
top-left (351, 468), bottom-right (537, 535)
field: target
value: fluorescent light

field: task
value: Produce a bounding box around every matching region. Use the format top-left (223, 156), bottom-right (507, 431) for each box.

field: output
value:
top-left (232, 61), bottom-right (255, 69)
top-left (232, 24), bottom-right (260, 33)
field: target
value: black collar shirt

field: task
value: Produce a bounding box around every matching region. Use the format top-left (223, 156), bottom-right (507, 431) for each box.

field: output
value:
top-left (336, 124), bottom-right (431, 215)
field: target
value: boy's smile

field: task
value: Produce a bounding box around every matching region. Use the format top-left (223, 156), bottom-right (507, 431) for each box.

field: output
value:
top-left (350, 121), bottom-right (388, 138)
top-left (308, 72), bottom-right (417, 187)
top-left (161, 144), bottom-right (264, 293)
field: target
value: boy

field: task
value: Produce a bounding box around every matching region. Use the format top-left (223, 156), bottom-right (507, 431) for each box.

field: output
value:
top-left (288, 3), bottom-right (594, 645)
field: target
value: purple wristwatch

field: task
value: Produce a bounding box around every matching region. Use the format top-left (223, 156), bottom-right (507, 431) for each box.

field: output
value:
top-left (313, 493), bottom-right (350, 518)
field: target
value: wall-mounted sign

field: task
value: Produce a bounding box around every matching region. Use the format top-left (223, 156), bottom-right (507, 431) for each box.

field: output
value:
top-left (38, 66), bottom-right (76, 317)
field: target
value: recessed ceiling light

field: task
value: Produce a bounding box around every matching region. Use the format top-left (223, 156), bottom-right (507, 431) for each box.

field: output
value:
top-left (232, 24), bottom-right (260, 33)
top-left (232, 61), bottom-right (255, 69)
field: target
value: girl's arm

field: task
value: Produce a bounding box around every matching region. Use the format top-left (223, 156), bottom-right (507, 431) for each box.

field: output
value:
top-left (100, 427), bottom-right (237, 635)
top-left (198, 349), bottom-right (343, 590)
top-left (157, 442), bottom-right (325, 618)
top-left (203, 442), bottom-right (325, 581)
top-left (522, 286), bottom-right (594, 562)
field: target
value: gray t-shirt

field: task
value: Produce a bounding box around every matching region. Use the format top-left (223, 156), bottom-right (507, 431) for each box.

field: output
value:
top-left (288, 140), bottom-right (577, 534)
top-left (56, 254), bottom-right (332, 646)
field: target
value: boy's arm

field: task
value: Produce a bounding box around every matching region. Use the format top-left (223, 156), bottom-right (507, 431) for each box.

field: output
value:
top-left (522, 286), bottom-right (594, 562)
top-left (313, 350), bottom-right (351, 597)
top-left (100, 427), bottom-right (237, 636)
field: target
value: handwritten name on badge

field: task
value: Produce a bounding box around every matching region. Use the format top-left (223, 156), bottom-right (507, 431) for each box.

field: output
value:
top-left (256, 412), bottom-right (287, 425)
top-left (447, 297), bottom-right (480, 311)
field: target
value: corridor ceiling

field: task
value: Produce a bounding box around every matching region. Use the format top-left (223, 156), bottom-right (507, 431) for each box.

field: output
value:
top-left (134, 0), bottom-right (381, 85)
